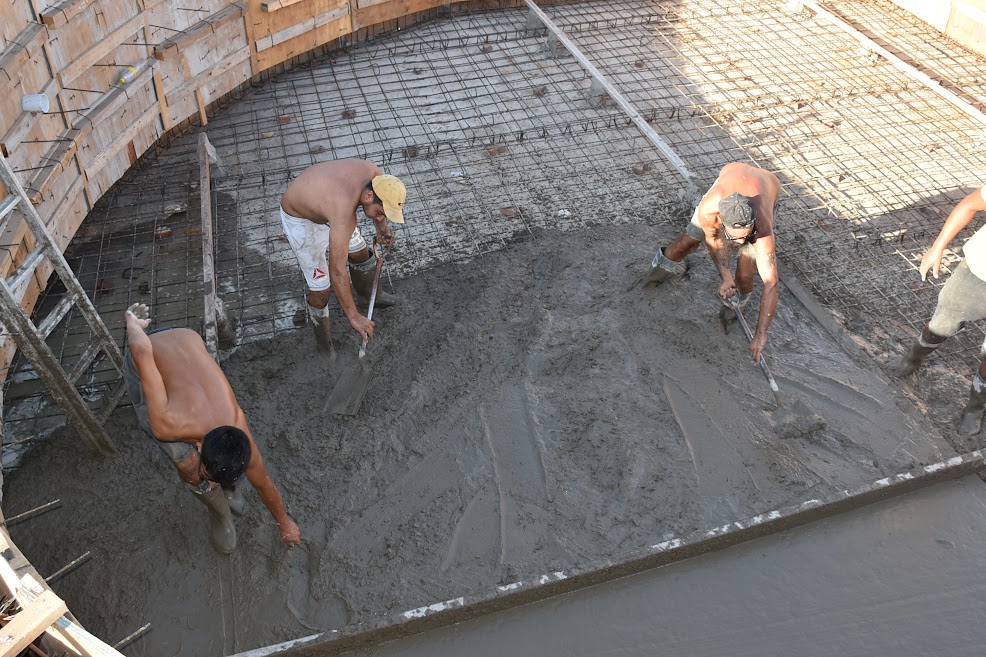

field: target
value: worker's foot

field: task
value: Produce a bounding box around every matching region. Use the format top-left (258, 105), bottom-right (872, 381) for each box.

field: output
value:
top-left (308, 304), bottom-right (335, 357)
top-left (641, 248), bottom-right (686, 288)
top-left (350, 254), bottom-right (398, 308)
top-left (222, 484), bottom-right (246, 517)
top-left (192, 485), bottom-right (237, 555)
top-left (958, 374), bottom-right (986, 436)
top-left (888, 339), bottom-right (940, 378)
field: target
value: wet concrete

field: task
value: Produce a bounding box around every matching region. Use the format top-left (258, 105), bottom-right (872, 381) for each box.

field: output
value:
top-left (334, 476), bottom-right (986, 657)
top-left (1, 224), bottom-right (954, 656)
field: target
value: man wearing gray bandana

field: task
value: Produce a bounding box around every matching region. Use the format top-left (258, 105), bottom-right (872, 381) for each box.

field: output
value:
top-left (643, 162), bottom-right (781, 362)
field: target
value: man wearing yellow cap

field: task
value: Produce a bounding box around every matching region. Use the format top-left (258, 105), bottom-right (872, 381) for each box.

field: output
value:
top-left (280, 159), bottom-right (407, 353)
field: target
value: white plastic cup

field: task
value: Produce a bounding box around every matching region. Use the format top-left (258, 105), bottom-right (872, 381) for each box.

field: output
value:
top-left (22, 94), bottom-right (49, 113)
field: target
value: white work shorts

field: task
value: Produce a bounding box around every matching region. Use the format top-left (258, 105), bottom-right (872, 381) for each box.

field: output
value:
top-left (280, 207), bottom-right (367, 291)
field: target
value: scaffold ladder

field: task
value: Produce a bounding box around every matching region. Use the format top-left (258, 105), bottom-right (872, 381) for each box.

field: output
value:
top-left (0, 153), bottom-right (124, 455)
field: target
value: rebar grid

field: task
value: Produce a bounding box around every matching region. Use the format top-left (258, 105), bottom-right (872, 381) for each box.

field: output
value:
top-left (4, 0), bottom-right (986, 447)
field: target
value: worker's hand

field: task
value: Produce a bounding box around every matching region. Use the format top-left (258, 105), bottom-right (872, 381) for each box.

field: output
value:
top-left (374, 220), bottom-right (395, 247)
top-left (278, 517), bottom-right (300, 545)
top-left (918, 247), bottom-right (945, 281)
top-left (125, 303), bottom-right (151, 330)
top-left (718, 276), bottom-right (738, 301)
top-left (350, 314), bottom-right (375, 342)
top-left (749, 332), bottom-right (767, 362)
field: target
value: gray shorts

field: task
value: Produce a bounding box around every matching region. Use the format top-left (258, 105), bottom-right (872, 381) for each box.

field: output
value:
top-left (123, 329), bottom-right (195, 463)
top-left (928, 260), bottom-right (986, 355)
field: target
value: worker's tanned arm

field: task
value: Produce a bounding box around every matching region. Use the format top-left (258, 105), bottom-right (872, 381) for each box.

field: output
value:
top-left (240, 426), bottom-right (300, 543)
top-left (920, 188), bottom-right (986, 281)
top-left (125, 307), bottom-right (189, 440)
top-left (752, 235), bottom-right (778, 362)
top-left (328, 219), bottom-right (374, 340)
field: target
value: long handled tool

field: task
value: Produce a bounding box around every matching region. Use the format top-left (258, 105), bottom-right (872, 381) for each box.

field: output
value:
top-left (324, 242), bottom-right (391, 416)
top-left (729, 299), bottom-right (825, 438)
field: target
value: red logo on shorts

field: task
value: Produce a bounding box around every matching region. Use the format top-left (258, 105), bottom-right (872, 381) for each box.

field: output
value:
top-left (312, 268), bottom-right (326, 280)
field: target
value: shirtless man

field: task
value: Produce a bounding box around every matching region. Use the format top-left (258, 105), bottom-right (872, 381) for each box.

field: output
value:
top-left (124, 303), bottom-right (300, 554)
top-left (643, 162), bottom-right (781, 362)
top-left (280, 159), bottom-right (407, 353)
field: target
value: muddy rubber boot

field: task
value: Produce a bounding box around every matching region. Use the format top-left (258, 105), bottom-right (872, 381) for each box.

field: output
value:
top-left (642, 248), bottom-right (686, 288)
top-left (309, 304), bottom-right (334, 356)
top-left (192, 485), bottom-right (237, 555)
top-left (222, 484), bottom-right (246, 517)
top-left (350, 253), bottom-right (397, 308)
top-left (959, 373), bottom-right (986, 436)
top-left (889, 337), bottom-right (940, 378)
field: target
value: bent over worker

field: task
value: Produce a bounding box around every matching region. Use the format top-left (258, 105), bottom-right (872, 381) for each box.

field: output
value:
top-left (890, 185), bottom-right (986, 435)
top-left (642, 162), bottom-right (781, 362)
top-left (124, 303), bottom-right (300, 554)
top-left (280, 159), bottom-right (407, 354)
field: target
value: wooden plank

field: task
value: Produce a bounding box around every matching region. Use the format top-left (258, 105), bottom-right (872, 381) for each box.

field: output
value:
top-left (194, 88), bottom-right (208, 126)
top-left (152, 71), bottom-right (171, 130)
top-left (0, 78), bottom-right (60, 156)
top-left (168, 49), bottom-right (250, 100)
top-left (0, 589), bottom-right (68, 656)
top-left (25, 138), bottom-right (77, 206)
top-left (352, 0), bottom-right (449, 30)
top-left (18, 574), bottom-right (126, 657)
top-left (199, 133), bottom-right (219, 359)
top-left (40, 0), bottom-right (100, 29)
top-left (255, 3), bottom-right (350, 52)
top-left (0, 24), bottom-right (44, 84)
top-left (153, 2), bottom-right (246, 60)
top-left (262, 0), bottom-right (306, 13)
top-left (82, 105), bottom-right (159, 178)
top-left (56, 14), bottom-right (144, 88)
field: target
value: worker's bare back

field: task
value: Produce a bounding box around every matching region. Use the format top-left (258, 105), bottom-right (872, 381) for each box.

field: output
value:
top-left (699, 162), bottom-right (781, 225)
top-left (149, 328), bottom-right (243, 435)
top-left (281, 159), bottom-right (382, 226)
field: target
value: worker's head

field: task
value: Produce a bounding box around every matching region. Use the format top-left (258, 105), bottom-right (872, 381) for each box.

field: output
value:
top-left (199, 426), bottom-right (252, 486)
top-left (363, 175), bottom-right (406, 224)
top-left (718, 193), bottom-right (756, 244)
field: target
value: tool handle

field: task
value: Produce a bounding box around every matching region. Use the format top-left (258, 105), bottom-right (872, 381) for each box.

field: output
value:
top-left (729, 301), bottom-right (779, 393)
top-left (358, 241), bottom-right (392, 358)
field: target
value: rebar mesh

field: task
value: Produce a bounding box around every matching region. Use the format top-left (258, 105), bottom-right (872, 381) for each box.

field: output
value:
top-left (4, 0), bottom-right (986, 454)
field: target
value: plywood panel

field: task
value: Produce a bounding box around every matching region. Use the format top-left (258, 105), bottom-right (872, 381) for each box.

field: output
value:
top-left (352, 0), bottom-right (451, 30)
top-left (248, 0), bottom-right (352, 69)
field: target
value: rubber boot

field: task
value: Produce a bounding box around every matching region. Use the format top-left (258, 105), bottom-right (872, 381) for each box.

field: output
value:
top-left (642, 248), bottom-right (687, 288)
top-left (889, 336), bottom-right (940, 378)
top-left (718, 292), bottom-right (751, 333)
top-left (350, 253), bottom-right (397, 308)
top-left (309, 304), bottom-right (334, 355)
top-left (192, 485), bottom-right (237, 555)
top-left (222, 484), bottom-right (246, 517)
top-left (959, 373), bottom-right (986, 436)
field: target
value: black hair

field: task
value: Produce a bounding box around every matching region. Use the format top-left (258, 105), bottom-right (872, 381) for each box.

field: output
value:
top-left (364, 180), bottom-right (382, 205)
top-left (200, 426), bottom-right (252, 486)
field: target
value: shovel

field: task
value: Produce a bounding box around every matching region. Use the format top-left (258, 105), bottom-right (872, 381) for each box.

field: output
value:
top-left (323, 242), bottom-right (391, 416)
top-left (728, 299), bottom-right (826, 438)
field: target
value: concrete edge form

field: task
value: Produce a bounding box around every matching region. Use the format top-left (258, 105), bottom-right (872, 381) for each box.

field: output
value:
top-left (231, 449), bottom-right (986, 657)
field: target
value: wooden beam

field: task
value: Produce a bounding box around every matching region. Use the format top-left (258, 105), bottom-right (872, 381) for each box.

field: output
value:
top-left (199, 133), bottom-right (220, 359)
top-left (194, 89), bottom-right (208, 126)
top-left (255, 3), bottom-right (350, 52)
top-left (152, 71), bottom-right (171, 130)
top-left (39, 0), bottom-right (99, 29)
top-left (56, 14), bottom-right (144, 88)
top-left (82, 105), bottom-right (160, 178)
top-left (153, 2), bottom-right (246, 60)
top-left (168, 50), bottom-right (249, 100)
top-left (0, 589), bottom-right (67, 656)
top-left (262, 0), bottom-right (306, 12)
top-left (0, 78), bottom-right (60, 156)
top-left (0, 24), bottom-right (45, 84)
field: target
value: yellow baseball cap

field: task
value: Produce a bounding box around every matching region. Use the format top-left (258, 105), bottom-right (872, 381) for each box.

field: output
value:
top-left (372, 175), bottom-right (406, 224)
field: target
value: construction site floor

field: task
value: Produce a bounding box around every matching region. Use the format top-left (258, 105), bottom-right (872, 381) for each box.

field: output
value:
top-left (2, 1), bottom-right (986, 655)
